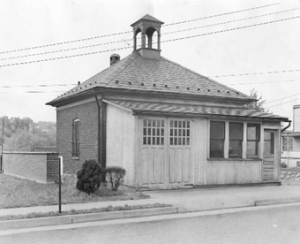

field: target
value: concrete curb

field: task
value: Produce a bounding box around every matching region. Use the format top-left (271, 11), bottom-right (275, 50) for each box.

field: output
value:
top-left (255, 197), bottom-right (300, 206)
top-left (0, 207), bottom-right (178, 231)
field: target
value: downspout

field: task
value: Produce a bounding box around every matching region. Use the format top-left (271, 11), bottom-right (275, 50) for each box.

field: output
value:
top-left (281, 120), bottom-right (292, 168)
top-left (94, 92), bottom-right (106, 183)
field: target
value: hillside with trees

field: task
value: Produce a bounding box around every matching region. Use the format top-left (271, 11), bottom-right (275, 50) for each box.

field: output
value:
top-left (0, 116), bottom-right (56, 152)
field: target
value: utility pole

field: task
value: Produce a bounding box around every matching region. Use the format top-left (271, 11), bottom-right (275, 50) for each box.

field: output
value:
top-left (0, 117), bottom-right (4, 172)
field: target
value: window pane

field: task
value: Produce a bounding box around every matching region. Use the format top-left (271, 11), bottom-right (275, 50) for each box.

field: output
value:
top-left (210, 121), bottom-right (225, 139)
top-left (247, 141), bottom-right (258, 156)
top-left (247, 124), bottom-right (260, 140)
top-left (229, 140), bottom-right (242, 158)
top-left (229, 122), bottom-right (243, 140)
top-left (264, 132), bottom-right (275, 155)
top-left (210, 139), bottom-right (224, 158)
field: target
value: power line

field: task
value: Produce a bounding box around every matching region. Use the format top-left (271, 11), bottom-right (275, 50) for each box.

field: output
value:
top-left (164, 3), bottom-right (280, 26)
top-left (1, 14), bottom-right (300, 69)
top-left (2, 7), bottom-right (299, 62)
top-left (265, 93), bottom-right (300, 104)
top-left (163, 7), bottom-right (300, 36)
top-left (0, 3), bottom-right (279, 55)
top-left (266, 97), bottom-right (300, 108)
top-left (0, 46), bottom-right (132, 68)
top-left (229, 79), bottom-right (300, 86)
top-left (209, 68), bottom-right (300, 78)
top-left (0, 91), bottom-right (66, 94)
top-left (0, 84), bottom-right (76, 88)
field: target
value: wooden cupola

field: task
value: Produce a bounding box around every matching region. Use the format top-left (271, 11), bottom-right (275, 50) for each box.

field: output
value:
top-left (131, 14), bottom-right (164, 60)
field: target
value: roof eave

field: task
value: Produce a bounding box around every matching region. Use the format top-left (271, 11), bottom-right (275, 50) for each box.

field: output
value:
top-left (47, 86), bottom-right (255, 107)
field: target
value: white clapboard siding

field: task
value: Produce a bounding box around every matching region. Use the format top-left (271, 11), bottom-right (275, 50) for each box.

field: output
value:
top-left (205, 161), bottom-right (262, 185)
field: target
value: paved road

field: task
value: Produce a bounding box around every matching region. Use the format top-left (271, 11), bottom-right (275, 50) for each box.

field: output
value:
top-left (1, 205), bottom-right (300, 244)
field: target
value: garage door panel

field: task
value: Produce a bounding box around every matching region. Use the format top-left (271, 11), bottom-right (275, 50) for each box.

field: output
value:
top-left (169, 149), bottom-right (175, 183)
top-left (141, 117), bottom-right (193, 188)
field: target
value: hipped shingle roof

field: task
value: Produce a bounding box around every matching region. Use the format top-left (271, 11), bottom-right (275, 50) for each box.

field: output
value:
top-left (48, 52), bottom-right (252, 105)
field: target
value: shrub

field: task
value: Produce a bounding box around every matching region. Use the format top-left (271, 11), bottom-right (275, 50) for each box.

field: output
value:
top-left (280, 162), bottom-right (287, 168)
top-left (105, 166), bottom-right (126, 191)
top-left (76, 160), bottom-right (102, 195)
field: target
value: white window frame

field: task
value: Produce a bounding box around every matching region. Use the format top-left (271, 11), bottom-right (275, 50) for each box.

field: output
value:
top-left (209, 120), bottom-right (261, 160)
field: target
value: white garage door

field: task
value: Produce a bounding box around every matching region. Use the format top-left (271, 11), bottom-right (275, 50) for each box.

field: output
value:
top-left (140, 117), bottom-right (193, 189)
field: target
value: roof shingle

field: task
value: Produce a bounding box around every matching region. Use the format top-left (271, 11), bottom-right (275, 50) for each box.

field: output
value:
top-left (49, 52), bottom-right (252, 104)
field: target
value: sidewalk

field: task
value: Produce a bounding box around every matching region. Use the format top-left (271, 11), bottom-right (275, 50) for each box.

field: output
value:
top-left (1, 185), bottom-right (300, 217)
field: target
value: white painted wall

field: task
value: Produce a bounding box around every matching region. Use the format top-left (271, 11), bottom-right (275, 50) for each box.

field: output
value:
top-left (106, 104), bottom-right (136, 186)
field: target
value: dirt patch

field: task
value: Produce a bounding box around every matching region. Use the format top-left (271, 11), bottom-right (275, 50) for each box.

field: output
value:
top-left (0, 173), bottom-right (149, 209)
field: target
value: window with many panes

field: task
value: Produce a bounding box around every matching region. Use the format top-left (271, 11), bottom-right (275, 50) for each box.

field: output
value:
top-left (170, 120), bottom-right (190, 146)
top-left (209, 121), bottom-right (261, 159)
top-left (143, 119), bottom-right (165, 145)
top-left (210, 121), bottom-right (225, 158)
top-left (229, 122), bottom-right (243, 158)
top-left (247, 124), bottom-right (260, 157)
top-left (72, 119), bottom-right (80, 157)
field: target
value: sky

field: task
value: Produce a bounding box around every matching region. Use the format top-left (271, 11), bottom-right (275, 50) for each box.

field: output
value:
top-left (0, 0), bottom-right (300, 129)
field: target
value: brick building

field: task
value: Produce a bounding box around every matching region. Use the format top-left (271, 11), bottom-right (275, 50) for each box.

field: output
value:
top-left (47, 15), bottom-right (290, 189)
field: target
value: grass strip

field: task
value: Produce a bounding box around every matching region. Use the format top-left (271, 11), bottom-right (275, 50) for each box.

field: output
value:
top-left (0, 203), bottom-right (172, 221)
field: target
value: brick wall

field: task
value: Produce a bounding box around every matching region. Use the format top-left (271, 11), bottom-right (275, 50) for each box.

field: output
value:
top-left (46, 153), bottom-right (59, 182)
top-left (57, 99), bottom-right (99, 174)
top-left (3, 152), bottom-right (59, 183)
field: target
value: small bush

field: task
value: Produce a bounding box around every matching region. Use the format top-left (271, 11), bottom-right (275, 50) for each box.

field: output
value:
top-left (105, 166), bottom-right (126, 191)
top-left (280, 162), bottom-right (287, 168)
top-left (76, 160), bottom-right (102, 195)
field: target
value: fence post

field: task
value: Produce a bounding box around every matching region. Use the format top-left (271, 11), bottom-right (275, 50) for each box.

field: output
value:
top-left (0, 154), bottom-right (2, 172)
top-left (58, 156), bottom-right (62, 213)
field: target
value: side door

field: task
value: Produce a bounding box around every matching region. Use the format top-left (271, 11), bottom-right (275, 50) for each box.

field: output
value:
top-left (263, 129), bottom-right (276, 181)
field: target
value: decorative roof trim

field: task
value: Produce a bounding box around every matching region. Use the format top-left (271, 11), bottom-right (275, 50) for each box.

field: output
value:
top-left (103, 99), bottom-right (134, 114)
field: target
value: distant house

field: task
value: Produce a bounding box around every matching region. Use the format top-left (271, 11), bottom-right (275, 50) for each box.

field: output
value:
top-left (47, 14), bottom-right (290, 189)
top-left (282, 105), bottom-right (300, 167)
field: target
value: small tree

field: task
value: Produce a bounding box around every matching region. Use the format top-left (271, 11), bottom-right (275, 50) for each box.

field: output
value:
top-left (246, 89), bottom-right (269, 112)
top-left (105, 166), bottom-right (126, 191)
top-left (76, 160), bottom-right (102, 194)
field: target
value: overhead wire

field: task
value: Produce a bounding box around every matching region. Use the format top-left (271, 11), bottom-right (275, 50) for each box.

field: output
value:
top-left (0, 2), bottom-right (280, 55)
top-left (229, 79), bottom-right (300, 86)
top-left (266, 97), bottom-right (300, 108)
top-left (1, 14), bottom-right (300, 68)
top-left (2, 6), bottom-right (299, 62)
